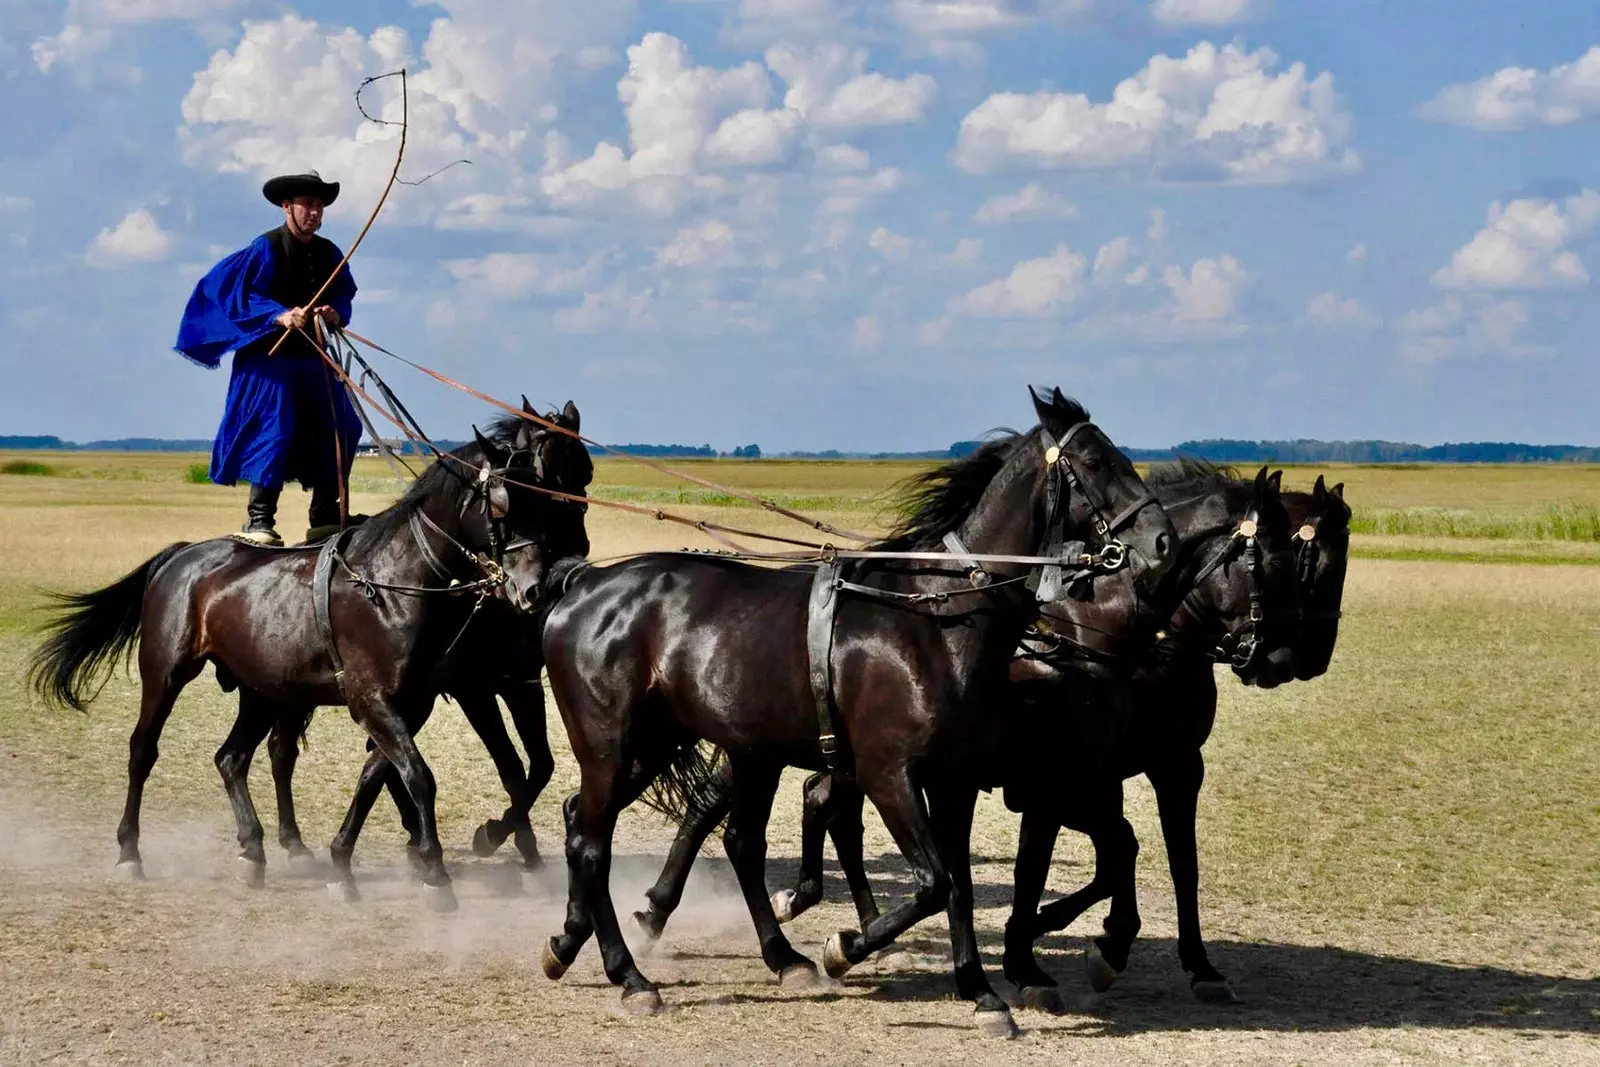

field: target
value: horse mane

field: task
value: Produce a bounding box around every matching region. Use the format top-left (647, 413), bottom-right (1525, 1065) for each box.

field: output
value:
top-left (352, 412), bottom-right (530, 551)
top-left (873, 434), bottom-right (1020, 552)
top-left (1145, 456), bottom-right (1242, 492)
top-left (872, 391), bottom-right (1092, 552)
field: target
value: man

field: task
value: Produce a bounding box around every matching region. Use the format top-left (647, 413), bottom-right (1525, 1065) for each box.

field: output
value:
top-left (175, 170), bottom-right (361, 546)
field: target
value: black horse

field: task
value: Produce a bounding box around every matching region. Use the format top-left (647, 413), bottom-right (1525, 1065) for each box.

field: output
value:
top-left (536, 388), bottom-right (1179, 1037)
top-left (629, 463), bottom-right (1302, 964)
top-left (998, 472), bottom-right (1351, 1007)
top-left (250, 403), bottom-right (591, 887)
top-left (633, 466), bottom-right (1348, 1010)
top-left (28, 406), bottom-right (591, 908)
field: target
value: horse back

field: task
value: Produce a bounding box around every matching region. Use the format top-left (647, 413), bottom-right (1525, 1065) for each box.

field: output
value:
top-left (543, 555), bottom-right (826, 756)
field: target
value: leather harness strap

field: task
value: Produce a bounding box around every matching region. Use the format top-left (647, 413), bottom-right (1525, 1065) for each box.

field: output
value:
top-left (313, 527), bottom-right (356, 688)
top-left (807, 560), bottom-right (842, 772)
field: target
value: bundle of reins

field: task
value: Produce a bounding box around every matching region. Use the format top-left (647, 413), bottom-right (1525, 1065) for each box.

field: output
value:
top-left (291, 322), bottom-right (1139, 591)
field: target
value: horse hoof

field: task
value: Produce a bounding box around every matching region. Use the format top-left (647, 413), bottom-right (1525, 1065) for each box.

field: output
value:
top-left (470, 823), bottom-right (499, 858)
top-left (778, 962), bottom-right (822, 989)
top-left (1016, 985), bottom-right (1066, 1014)
top-left (234, 856), bottom-right (266, 887)
top-left (976, 1008), bottom-right (1019, 1040)
top-left (421, 882), bottom-right (458, 914)
top-left (326, 880), bottom-right (360, 905)
top-left (113, 859), bottom-right (145, 882)
top-left (1085, 945), bottom-right (1119, 993)
top-left (286, 851), bottom-right (319, 875)
top-left (541, 939), bottom-right (569, 981)
top-left (512, 828), bottom-right (541, 868)
top-left (1193, 979), bottom-right (1239, 1004)
top-left (770, 889), bottom-right (799, 924)
top-left (621, 988), bottom-right (663, 1016)
top-left (630, 911), bottom-right (662, 949)
top-left (822, 933), bottom-right (855, 980)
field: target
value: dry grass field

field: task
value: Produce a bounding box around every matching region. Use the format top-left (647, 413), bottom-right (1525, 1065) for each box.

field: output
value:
top-left (0, 450), bottom-right (1596, 1065)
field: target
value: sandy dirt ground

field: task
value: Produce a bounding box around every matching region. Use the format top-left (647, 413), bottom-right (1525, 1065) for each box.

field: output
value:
top-left (1, 789), bottom-right (1594, 1067)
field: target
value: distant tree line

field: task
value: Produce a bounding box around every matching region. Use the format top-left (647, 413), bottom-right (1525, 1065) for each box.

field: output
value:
top-left (6, 435), bottom-right (1598, 464)
top-left (1120, 439), bottom-right (1600, 464)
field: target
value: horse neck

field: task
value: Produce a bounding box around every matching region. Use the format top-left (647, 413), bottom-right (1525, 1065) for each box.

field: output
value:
top-left (353, 487), bottom-right (482, 589)
top-left (943, 437), bottom-right (1048, 578)
top-left (1159, 485), bottom-right (1247, 644)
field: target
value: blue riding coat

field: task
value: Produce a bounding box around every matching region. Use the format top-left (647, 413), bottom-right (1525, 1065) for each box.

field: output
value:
top-left (174, 227), bottom-right (361, 489)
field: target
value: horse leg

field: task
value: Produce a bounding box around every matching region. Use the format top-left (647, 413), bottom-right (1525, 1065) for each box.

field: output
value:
top-left (545, 763), bottom-right (662, 1012)
top-left (825, 772), bottom-right (1016, 1037)
top-left (458, 687), bottom-right (538, 866)
top-left (772, 772), bottom-right (828, 924)
top-left (115, 652), bottom-right (201, 876)
top-left (213, 689), bottom-right (279, 886)
top-left (501, 679), bottom-right (555, 866)
top-left (268, 705), bottom-right (315, 866)
top-left (373, 702), bottom-right (435, 872)
top-left (719, 756), bottom-right (817, 983)
top-left (822, 776), bottom-right (879, 929)
top-left (326, 748), bottom-right (401, 903)
top-left (1004, 808), bottom-right (1065, 1012)
top-left (773, 773), bottom-right (879, 929)
top-left (632, 759), bottom-right (733, 942)
top-left (1149, 751), bottom-right (1235, 1003)
top-left (1085, 806), bottom-right (1142, 994)
top-left (928, 782), bottom-right (1017, 1037)
top-left (349, 699), bottom-right (454, 908)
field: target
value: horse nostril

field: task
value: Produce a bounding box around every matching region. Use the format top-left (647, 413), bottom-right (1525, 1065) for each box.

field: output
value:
top-left (1155, 533), bottom-right (1172, 560)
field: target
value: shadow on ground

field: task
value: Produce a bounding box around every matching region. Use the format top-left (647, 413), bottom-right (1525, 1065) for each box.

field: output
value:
top-left (667, 855), bottom-right (1598, 1037)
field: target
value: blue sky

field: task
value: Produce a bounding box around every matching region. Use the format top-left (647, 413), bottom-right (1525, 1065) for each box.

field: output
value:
top-left (1, 0), bottom-right (1596, 451)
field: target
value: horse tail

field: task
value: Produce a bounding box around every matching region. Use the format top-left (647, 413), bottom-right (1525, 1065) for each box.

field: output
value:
top-left (640, 742), bottom-right (728, 826)
top-left (27, 542), bottom-right (189, 712)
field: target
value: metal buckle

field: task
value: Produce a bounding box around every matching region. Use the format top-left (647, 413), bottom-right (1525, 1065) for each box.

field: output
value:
top-left (1096, 541), bottom-right (1127, 571)
top-left (818, 734), bottom-right (838, 756)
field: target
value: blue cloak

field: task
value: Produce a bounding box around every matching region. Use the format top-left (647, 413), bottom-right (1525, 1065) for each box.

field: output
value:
top-left (175, 233), bottom-right (361, 489)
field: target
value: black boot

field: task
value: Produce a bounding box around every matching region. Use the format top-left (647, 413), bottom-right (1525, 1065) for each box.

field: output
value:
top-left (306, 480), bottom-right (365, 543)
top-left (242, 483), bottom-right (283, 546)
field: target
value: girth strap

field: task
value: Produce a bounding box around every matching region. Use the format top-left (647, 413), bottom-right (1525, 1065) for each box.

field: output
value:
top-left (807, 560), bottom-right (842, 772)
top-left (313, 528), bottom-right (356, 689)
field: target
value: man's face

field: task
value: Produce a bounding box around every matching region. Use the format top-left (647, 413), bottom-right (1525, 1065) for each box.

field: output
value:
top-left (282, 196), bottom-right (324, 237)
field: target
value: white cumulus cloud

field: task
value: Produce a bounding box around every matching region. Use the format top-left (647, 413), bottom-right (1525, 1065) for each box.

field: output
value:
top-left (1418, 46), bottom-right (1600, 131)
top-left (1433, 189), bottom-right (1600, 291)
top-left (973, 183), bottom-right (1078, 224)
top-left (658, 219), bottom-right (737, 267)
top-left (85, 208), bottom-right (173, 267)
top-left (1305, 291), bottom-right (1374, 329)
top-left (766, 43), bottom-right (937, 128)
top-left (179, 6), bottom-right (635, 221)
top-left (953, 41), bottom-right (1358, 185)
top-left (1396, 294), bottom-right (1535, 362)
top-left (955, 243), bottom-right (1088, 316)
top-left (34, 0), bottom-right (240, 74)
top-left (1149, 0), bottom-right (1264, 29)
top-left (1163, 254), bottom-right (1245, 321)
top-left (542, 33), bottom-right (803, 211)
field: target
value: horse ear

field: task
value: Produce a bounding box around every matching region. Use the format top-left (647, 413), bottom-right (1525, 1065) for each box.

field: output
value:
top-left (473, 426), bottom-right (506, 466)
top-left (1330, 482), bottom-right (1345, 501)
top-left (562, 400), bottom-right (580, 432)
top-left (1252, 465), bottom-right (1268, 509)
top-left (1313, 474), bottom-right (1327, 502)
top-left (1030, 386), bottom-right (1057, 431)
top-left (1267, 469), bottom-right (1283, 493)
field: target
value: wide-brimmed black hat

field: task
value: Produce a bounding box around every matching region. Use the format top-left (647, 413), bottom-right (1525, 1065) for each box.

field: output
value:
top-left (262, 170), bottom-right (340, 207)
